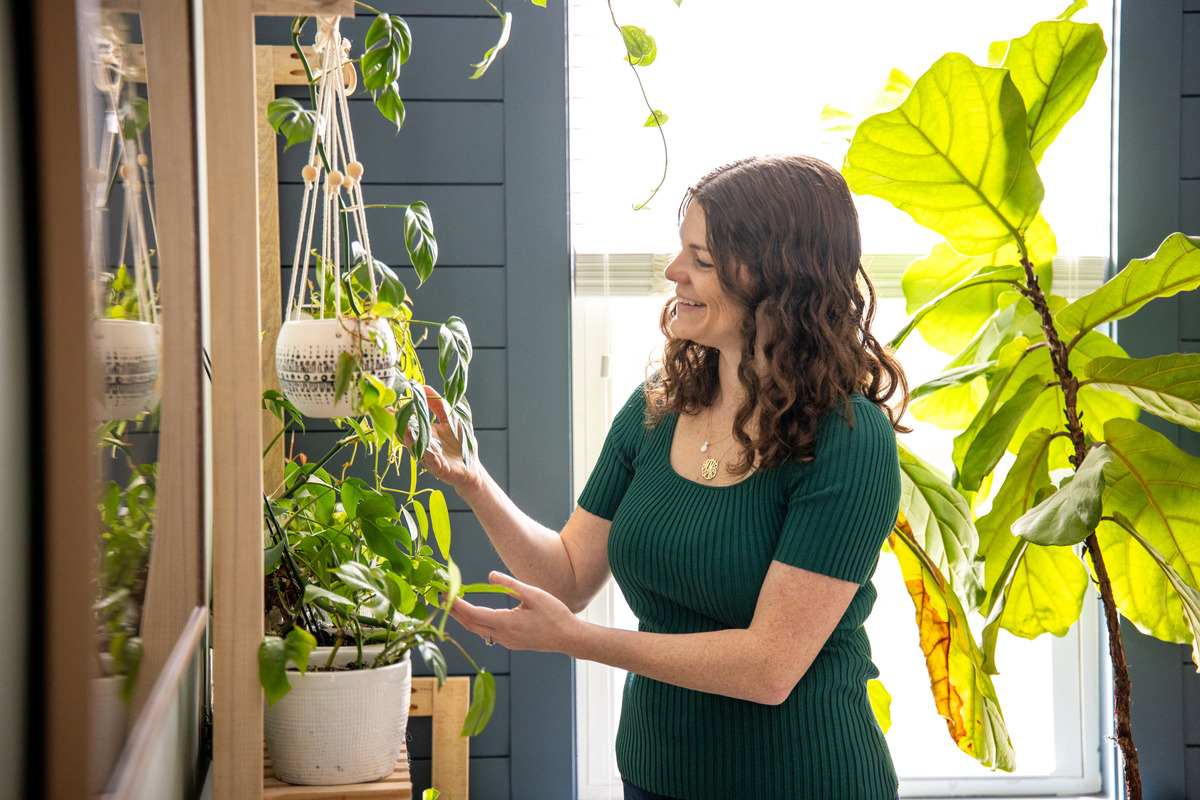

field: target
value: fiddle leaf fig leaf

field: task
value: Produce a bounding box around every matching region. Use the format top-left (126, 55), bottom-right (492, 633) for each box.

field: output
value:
top-left (889, 520), bottom-right (1016, 770)
top-left (1002, 20), bottom-right (1107, 164)
top-left (956, 374), bottom-right (1047, 492)
top-left (897, 441), bottom-right (985, 609)
top-left (470, 11), bottom-right (513, 79)
top-left (1097, 419), bottom-right (1200, 643)
top-left (404, 201), bottom-right (438, 285)
top-left (950, 337), bottom-right (1035, 483)
top-left (1056, 233), bottom-right (1200, 342)
top-left (1014, 444), bottom-right (1113, 546)
top-left (867, 679), bottom-right (892, 734)
top-left (910, 372), bottom-right (989, 431)
top-left (266, 97), bottom-right (316, 150)
top-left (910, 362), bottom-right (995, 404)
top-left (843, 52), bottom-right (1044, 256)
top-left (362, 13), bottom-right (412, 91)
top-left (620, 25), bottom-right (657, 66)
top-left (1108, 512), bottom-right (1200, 670)
top-left (462, 669), bottom-right (496, 736)
top-left (890, 265), bottom-right (1027, 352)
top-left (1084, 353), bottom-right (1200, 431)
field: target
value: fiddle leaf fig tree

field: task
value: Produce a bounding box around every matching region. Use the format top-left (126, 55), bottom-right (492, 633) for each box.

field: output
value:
top-left (843, 11), bottom-right (1200, 798)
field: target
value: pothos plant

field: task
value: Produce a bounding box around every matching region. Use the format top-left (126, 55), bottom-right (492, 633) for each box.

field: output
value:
top-left (837, 9), bottom-right (1199, 798)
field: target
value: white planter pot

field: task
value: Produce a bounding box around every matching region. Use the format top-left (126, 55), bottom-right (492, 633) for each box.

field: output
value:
top-left (92, 319), bottom-right (160, 421)
top-left (89, 675), bottom-right (129, 791)
top-left (263, 648), bottom-right (412, 786)
top-left (275, 317), bottom-right (399, 418)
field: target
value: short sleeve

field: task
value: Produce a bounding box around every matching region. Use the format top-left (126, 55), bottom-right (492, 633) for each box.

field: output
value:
top-left (577, 385), bottom-right (651, 520)
top-left (773, 397), bottom-right (901, 585)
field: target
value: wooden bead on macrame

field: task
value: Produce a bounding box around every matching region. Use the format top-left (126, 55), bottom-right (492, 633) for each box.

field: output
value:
top-left (346, 161), bottom-right (364, 179)
top-left (137, 153), bottom-right (148, 167)
top-left (301, 164), bottom-right (318, 183)
top-left (119, 164), bottom-right (131, 180)
top-left (327, 170), bottom-right (344, 187)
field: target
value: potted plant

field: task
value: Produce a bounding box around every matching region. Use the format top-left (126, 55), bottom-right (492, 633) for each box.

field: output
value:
top-left (835, 9), bottom-right (1200, 797)
top-left (258, 391), bottom-right (499, 786)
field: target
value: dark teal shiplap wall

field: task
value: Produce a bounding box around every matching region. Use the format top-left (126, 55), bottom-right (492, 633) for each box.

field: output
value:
top-left (258, 3), bottom-right (572, 797)
top-left (1116, 1), bottom-right (1200, 798)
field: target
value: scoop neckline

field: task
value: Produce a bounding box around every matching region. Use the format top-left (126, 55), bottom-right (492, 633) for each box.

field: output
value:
top-left (661, 412), bottom-right (761, 490)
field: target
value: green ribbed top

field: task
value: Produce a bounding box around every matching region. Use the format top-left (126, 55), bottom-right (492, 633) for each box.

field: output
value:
top-left (578, 388), bottom-right (901, 800)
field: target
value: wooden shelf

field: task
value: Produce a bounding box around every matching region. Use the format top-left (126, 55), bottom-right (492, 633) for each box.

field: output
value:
top-left (263, 744), bottom-right (413, 800)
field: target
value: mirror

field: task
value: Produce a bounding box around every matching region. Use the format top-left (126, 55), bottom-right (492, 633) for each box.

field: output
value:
top-left (84, 9), bottom-right (160, 790)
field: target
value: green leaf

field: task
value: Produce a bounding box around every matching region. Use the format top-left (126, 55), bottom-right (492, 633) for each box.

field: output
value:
top-left (1057, 0), bottom-right (1089, 21)
top-left (1084, 353), bottom-right (1200, 431)
top-left (890, 265), bottom-right (1027, 352)
top-left (1097, 419), bottom-right (1200, 643)
top-left (461, 669), bottom-right (496, 736)
top-left (418, 642), bottom-right (448, 685)
top-left (119, 96), bottom-right (150, 139)
top-left (620, 25), bottom-right (657, 67)
top-left (266, 97), bottom-right (315, 150)
top-left (374, 82), bottom-right (406, 132)
top-left (956, 374), bottom-right (1047, 492)
top-left (361, 519), bottom-right (409, 566)
top-left (264, 539), bottom-right (285, 575)
top-left (896, 218), bottom-right (1056, 354)
top-left (843, 52), bottom-right (1044, 256)
top-left (303, 584), bottom-right (356, 609)
top-left (975, 429), bottom-right (1088, 647)
top-left (889, 522), bottom-right (1015, 770)
top-left (362, 13), bottom-right (412, 91)
top-left (896, 441), bottom-right (985, 609)
top-left (910, 362), bottom-right (995, 404)
top-left (867, 679), bottom-right (892, 733)
top-left (333, 351), bottom-right (356, 403)
top-left (1003, 20), bottom-right (1106, 164)
top-left (1108, 512), bottom-right (1200, 669)
top-left (470, 11), bottom-right (513, 79)
top-left (643, 110), bottom-right (668, 127)
top-left (910, 373), bottom-right (989, 431)
top-left (429, 490), bottom-right (452, 561)
top-left (259, 628), bottom-right (317, 707)
top-left (404, 201), bottom-right (438, 285)
top-left (1014, 444), bottom-right (1112, 545)
top-left (1057, 233), bottom-right (1200, 341)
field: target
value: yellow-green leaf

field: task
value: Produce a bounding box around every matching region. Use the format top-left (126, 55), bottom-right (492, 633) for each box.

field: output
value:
top-left (890, 520), bottom-right (1016, 771)
top-left (843, 52), bottom-right (1044, 256)
top-left (1097, 419), bottom-right (1200, 643)
top-left (1056, 233), bottom-right (1200, 342)
top-left (1109, 512), bottom-right (1200, 670)
top-left (1003, 20), bottom-right (1107, 164)
top-left (867, 679), bottom-right (892, 733)
top-left (1084, 353), bottom-right (1200, 431)
top-left (430, 489), bottom-right (452, 561)
top-left (1014, 444), bottom-right (1113, 546)
top-left (897, 441), bottom-right (985, 609)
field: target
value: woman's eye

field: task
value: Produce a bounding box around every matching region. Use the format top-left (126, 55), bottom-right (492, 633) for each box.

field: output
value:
top-left (695, 256), bottom-right (713, 269)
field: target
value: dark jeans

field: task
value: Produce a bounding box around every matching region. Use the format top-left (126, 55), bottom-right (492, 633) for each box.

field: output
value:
top-left (623, 781), bottom-right (900, 800)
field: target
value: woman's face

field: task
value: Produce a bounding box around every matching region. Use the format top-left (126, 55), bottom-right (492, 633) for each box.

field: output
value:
top-left (663, 204), bottom-right (747, 355)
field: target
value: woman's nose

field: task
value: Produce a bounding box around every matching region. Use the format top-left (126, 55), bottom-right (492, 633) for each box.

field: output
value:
top-left (663, 253), bottom-right (684, 283)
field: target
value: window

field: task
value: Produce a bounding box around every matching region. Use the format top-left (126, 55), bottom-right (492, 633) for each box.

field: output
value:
top-left (568, 2), bottom-right (1113, 797)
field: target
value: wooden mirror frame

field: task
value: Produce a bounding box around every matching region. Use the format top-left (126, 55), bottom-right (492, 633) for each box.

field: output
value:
top-left (32, 0), bottom-right (206, 795)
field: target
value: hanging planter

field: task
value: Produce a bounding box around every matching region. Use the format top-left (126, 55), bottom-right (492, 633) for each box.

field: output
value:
top-left (89, 17), bottom-right (160, 422)
top-left (263, 646), bottom-right (412, 786)
top-left (275, 17), bottom-right (407, 419)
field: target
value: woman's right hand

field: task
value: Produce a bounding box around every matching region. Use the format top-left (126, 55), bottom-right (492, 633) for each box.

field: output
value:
top-left (412, 385), bottom-right (480, 495)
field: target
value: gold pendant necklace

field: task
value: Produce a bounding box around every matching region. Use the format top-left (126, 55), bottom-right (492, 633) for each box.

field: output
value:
top-left (699, 413), bottom-right (730, 481)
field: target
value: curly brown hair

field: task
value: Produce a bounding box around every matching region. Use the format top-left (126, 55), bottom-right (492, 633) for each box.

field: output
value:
top-left (646, 154), bottom-right (908, 471)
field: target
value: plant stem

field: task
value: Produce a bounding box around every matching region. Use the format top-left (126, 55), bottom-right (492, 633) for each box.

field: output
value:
top-left (1018, 253), bottom-right (1142, 800)
top-left (606, 0), bottom-right (668, 210)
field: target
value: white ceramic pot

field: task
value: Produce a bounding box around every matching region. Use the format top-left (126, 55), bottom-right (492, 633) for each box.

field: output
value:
top-left (92, 318), bottom-right (160, 421)
top-left (275, 317), bottom-right (399, 418)
top-left (89, 674), bottom-right (129, 791)
top-left (263, 648), bottom-right (412, 786)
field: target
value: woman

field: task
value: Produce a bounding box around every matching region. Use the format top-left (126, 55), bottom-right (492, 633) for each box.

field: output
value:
top-left (424, 154), bottom-right (908, 799)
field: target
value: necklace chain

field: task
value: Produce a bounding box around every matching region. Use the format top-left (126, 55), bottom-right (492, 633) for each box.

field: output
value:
top-left (699, 407), bottom-right (735, 481)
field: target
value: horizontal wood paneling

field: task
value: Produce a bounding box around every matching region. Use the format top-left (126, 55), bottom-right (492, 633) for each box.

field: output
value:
top-left (260, 16), bottom-right (503, 99)
top-left (1184, 98), bottom-right (1200, 178)
top-left (409, 755), bottom-right (511, 800)
top-left (1183, 179), bottom-right (1200, 231)
top-left (278, 99), bottom-right (504, 184)
top-left (1185, 657), bottom-right (1200, 744)
top-left (278, 184), bottom-right (506, 266)
top-left (1185, 13), bottom-right (1200, 95)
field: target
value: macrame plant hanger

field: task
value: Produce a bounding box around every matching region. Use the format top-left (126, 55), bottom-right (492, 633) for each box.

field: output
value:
top-left (275, 16), bottom-right (398, 419)
top-left (284, 16), bottom-right (377, 326)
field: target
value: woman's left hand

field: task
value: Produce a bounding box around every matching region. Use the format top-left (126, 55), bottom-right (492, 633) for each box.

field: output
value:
top-left (447, 571), bottom-right (583, 654)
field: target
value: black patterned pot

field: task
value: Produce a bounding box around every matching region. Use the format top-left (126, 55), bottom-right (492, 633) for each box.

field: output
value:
top-left (275, 317), bottom-right (399, 418)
